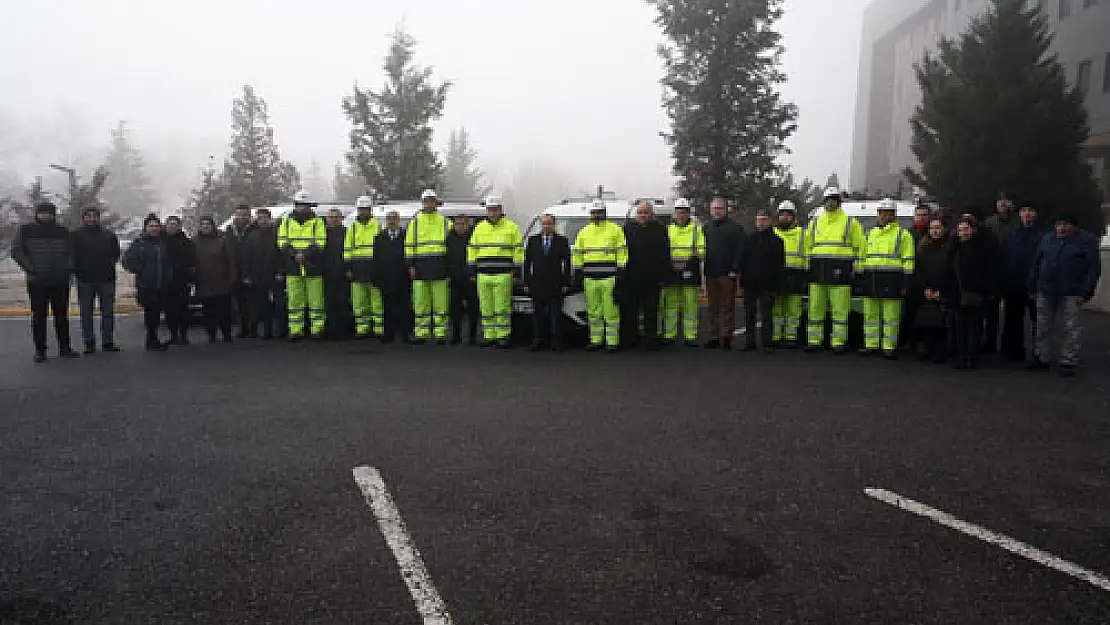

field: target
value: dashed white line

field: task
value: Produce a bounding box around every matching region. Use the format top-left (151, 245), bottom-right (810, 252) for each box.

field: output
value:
top-left (865, 487), bottom-right (1110, 593)
top-left (352, 465), bottom-right (454, 625)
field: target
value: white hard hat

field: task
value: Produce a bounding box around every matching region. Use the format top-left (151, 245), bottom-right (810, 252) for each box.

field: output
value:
top-left (355, 195), bottom-right (374, 210)
top-left (674, 198), bottom-right (692, 210)
top-left (823, 186), bottom-right (842, 199)
top-left (877, 198), bottom-right (897, 212)
top-left (777, 200), bottom-right (796, 213)
top-left (293, 189), bottom-right (314, 205)
top-left (420, 189), bottom-right (438, 200)
top-left (590, 199), bottom-right (606, 212)
top-left (484, 195), bottom-right (503, 208)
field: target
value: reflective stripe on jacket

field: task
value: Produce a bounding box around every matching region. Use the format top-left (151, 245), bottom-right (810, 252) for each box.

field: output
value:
top-left (862, 223), bottom-right (915, 275)
top-left (573, 221), bottom-right (628, 278)
top-left (467, 218), bottom-right (523, 275)
top-left (667, 222), bottom-right (705, 262)
top-left (804, 210), bottom-right (865, 262)
top-left (774, 225), bottom-right (807, 270)
top-left (344, 218), bottom-right (380, 282)
top-left (277, 215), bottom-right (326, 277)
top-left (405, 211), bottom-right (450, 280)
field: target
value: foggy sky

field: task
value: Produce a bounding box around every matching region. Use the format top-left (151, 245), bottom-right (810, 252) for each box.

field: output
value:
top-left (0, 0), bottom-right (871, 206)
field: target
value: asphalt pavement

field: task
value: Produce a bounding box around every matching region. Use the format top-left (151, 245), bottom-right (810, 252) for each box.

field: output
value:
top-left (2, 314), bottom-right (1109, 624)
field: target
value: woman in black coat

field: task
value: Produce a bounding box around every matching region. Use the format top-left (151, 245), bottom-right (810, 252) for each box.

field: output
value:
top-left (945, 215), bottom-right (998, 370)
top-left (915, 217), bottom-right (951, 363)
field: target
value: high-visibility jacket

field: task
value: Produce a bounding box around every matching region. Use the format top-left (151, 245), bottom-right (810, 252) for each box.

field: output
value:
top-left (774, 225), bottom-right (807, 270)
top-left (573, 220), bottom-right (628, 279)
top-left (667, 221), bottom-right (706, 284)
top-left (344, 218), bottom-right (380, 282)
top-left (803, 209), bottom-right (865, 285)
top-left (405, 210), bottom-right (450, 281)
top-left (859, 222), bottom-right (915, 298)
top-left (277, 214), bottom-right (327, 277)
top-left (467, 218), bottom-right (523, 275)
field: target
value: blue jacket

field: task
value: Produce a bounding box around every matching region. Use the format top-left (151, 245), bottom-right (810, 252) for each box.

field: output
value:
top-left (123, 234), bottom-right (174, 290)
top-left (1027, 230), bottom-right (1101, 298)
top-left (1000, 223), bottom-right (1047, 293)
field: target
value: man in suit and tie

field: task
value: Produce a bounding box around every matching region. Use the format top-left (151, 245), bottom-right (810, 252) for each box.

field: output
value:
top-left (373, 210), bottom-right (412, 343)
top-left (524, 213), bottom-right (571, 351)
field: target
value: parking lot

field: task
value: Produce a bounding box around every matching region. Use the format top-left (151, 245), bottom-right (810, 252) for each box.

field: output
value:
top-left (2, 313), bottom-right (1110, 624)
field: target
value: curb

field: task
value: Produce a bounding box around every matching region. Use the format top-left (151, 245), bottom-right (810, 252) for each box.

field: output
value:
top-left (0, 304), bottom-right (143, 318)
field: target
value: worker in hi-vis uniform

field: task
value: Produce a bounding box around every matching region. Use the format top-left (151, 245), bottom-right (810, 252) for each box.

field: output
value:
top-left (467, 195), bottom-right (523, 348)
top-left (573, 199), bottom-right (628, 352)
top-left (405, 189), bottom-right (451, 345)
top-left (277, 190), bottom-right (327, 340)
top-left (345, 195), bottom-right (383, 339)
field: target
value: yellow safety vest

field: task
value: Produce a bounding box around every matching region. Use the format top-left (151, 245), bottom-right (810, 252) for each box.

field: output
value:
top-left (667, 222), bottom-right (705, 262)
top-left (405, 210), bottom-right (450, 280)
top-left (467, 218), bottom-right (523, 274)
top-left (277, 215), bottom-right (326, 277)
top-left (862, 222), bottom-right (915, 275)
top-left (573, 221), bottom-right (628, 278)
top-left (803, 210), bottom-right (865, 262)
top-left (774, 225), bottom-right (807, 270)
top-left (344, 218), bottom-right (379, 260)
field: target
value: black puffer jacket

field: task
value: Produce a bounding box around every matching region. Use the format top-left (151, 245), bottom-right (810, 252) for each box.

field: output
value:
top-left (12, 221), bottom-right (72, 286)
top-left (916, 237), bottom-right (951, 294)
top-left (164, 232), bottom-right (197, 288)
top-left (243, 225), bottom-right (281, 285)
top-left (72, 225), bottom-right (120, 283)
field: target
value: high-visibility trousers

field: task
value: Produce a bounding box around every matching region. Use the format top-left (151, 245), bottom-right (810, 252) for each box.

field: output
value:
top-left (772, 294), bottom-right (804, 343)
top-left (662, 285), bottom-right (699, 341)
top-left (863, 297), bottom-right (902, 352)
top-left (807, 283), bottom-right (851, 348)
top-left (413, 279), bottom-right (449, 341)
top-left (477, 273), bottom-right (512, 341)
top-left (585, 277), bottom-right (619, 347)
top-left (287, 276), bottom-right (325, 337)
top-left (351, 282), bottom-right (384, 337)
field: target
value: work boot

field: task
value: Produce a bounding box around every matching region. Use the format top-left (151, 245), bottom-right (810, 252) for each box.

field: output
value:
top-left (832, 346), bottom-right (848, 355)
top-left (684, 340), bottom-right (699, 348)
top-left (882, 350), bottom-right (898, 361)
top-left (496, 340), bottom-right (511, 349)
top-left (479, 340), bottom-right (494, 348)
top-left (586, 343), bottom-right (602, 352)
top-left (606, 345), bottom-right (619, 354)
top-left (858, 348), bottom-right (876, 356)
top-left (803, 344), bottom-right (820, 353)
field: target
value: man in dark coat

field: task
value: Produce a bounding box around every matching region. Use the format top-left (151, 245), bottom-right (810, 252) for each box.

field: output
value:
top-left (72, 207), bottom-right (121, 353)
top-left (446, 216), bottom-right (478, 344)
top-left (122, 214), bottom-right (175, 352)
top-left (703, 198), bottom-right (746, 349)
top-left (242, 208), bottom-right (284, 339)
top-left (620, 201), bottom-right (670, 350)
top-left (193, 216), bottom-right (238, 343)
top-left (322, 209), bottom-right (352, 340)
top-left (163, 216), bottom-right (196, 345)
top-left (225, 204), bottom-right (254, 337)
top-left (524, 213), bottom-right (572, 351)
top-left (739, 209), bottom-right (785, 352)
top-left (999, 202), bottom-right (1048, 361)
top-left (981, 192), bottom-right (1019, 354)
top-left (11, 202), bottom-right (79, 362)
top-left (373, 210), bottom-right (412, 343)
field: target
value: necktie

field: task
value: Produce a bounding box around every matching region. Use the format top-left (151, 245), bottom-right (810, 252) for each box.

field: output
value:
top-left (544, 236), bottom-right (550, 254)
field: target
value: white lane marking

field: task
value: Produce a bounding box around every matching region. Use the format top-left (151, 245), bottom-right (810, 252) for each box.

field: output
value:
top-left (865, 487), bottom-right (1110, 593)
top-left (352, 466), bottom-right (455, 624)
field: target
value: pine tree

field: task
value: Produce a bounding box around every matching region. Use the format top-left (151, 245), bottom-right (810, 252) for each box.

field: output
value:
top-left (100, 121), bottom-right (158, 217)
top-left (186, 157), bottom-right (233, 228)
top-left (222, 85), bottom-right (301, 208)
top-left (650, 0), bottom-right (797, 214)
top-left (332, 163), bottom-right (368, 204)
top-left (442, 127), bottom-right (490, 199)
top-left (342, 27), bottom-right (451, 201)
top-left (0, 179), bottom-right (42, 257)
top-left (905, 0), bottom-right (1104, 232)
top-left (50, 166), bottom-right (118, 230)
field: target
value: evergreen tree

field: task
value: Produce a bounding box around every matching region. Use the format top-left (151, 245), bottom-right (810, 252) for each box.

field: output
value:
top-left (0, 179), bottom-right (42, 257)
top-left (332, 163), bottom-right (368, 204)
top-left (650, 0), bottom-right (797, 214)
top-left (222, 84), bottom-right (301, 208)
top-left (905, 0), bottom-right (1104, 232)
top-left (100, 121), bottom-right (158, 217)
top-left (442, 127), bottom-right (491, 199)
top-left (186, 157), bottom-right (233, 227)
top-left (342, 27), bottom-right (451, 201)
top-left (51, 166), bottom-right (117, 230)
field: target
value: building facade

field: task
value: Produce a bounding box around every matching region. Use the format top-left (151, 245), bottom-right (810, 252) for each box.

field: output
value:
top-left (850, 0), bottom-right (1110, 204)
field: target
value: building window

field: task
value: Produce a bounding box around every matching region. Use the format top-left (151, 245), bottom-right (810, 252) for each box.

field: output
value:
top-left (1078, 59), bottom-right (1092, 97)
top-left (1060, 0), bottom-right (1072, 18)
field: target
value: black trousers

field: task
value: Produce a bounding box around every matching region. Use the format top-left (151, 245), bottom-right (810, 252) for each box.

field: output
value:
top-left (744, 289), bottom-right (775, 348)
top-left (901, 290), bottom-right (923, 348)
top-left (28, 283), bottom-right (71, 351)
top-left (449, 278), bottom-right (479, 342)
top-left (231, 283), bottom-right (250, 334)
top-left (382, 290), bottom-right (412, 341)
top-left (248, 282), bottom-right (282, 338)
top-left (532, 295), bottom-right (563, 347)
top-left (164, 283), bottom-right (190, 339)
top-left (324, 278), bottom-right (353, 338)
top-left (1000, 291), bottom-right (1037, 360)
top-left (137, 287), bottom-right (168, 345)
top-left (201, 294), bottom-right (233, 340)
top-left (620, 282), bottom-right (661, 346)
top-left (982, 297), bottom-right (1000, 354)
top-left (955, 304), bottom-right (984, 364)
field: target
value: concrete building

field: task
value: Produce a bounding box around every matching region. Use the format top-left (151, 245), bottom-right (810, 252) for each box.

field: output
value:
top-left (851, 0), bottom-right (1110, 203)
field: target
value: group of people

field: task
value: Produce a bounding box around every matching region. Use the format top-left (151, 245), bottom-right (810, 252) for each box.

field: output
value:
top-left (9, 187), bottom-right (1103, 375)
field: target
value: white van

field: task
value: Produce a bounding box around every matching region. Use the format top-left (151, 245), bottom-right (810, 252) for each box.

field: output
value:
top-left (510, 197), bottom-right (677, 339)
